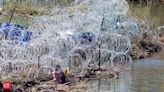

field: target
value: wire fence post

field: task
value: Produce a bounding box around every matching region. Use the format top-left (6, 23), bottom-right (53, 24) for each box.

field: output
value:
top-left (8, 62), bottom-right (12, 73)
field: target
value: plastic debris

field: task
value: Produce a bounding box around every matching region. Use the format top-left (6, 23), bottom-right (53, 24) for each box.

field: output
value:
top-left (1, 0), bottom-right (160, 77)
top-left (0, 22), bottom-right (32, 45)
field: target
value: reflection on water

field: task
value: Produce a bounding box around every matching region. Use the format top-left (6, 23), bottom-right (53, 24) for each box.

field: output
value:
top-left (87, 75), bottom-right (132, 92)
top-left (86, 58), bottom-right (164, 92)
top-left (131, 59), bottom-right (164, 92)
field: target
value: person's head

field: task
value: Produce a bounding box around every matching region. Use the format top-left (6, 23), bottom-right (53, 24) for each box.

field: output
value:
top-left (55, 64), bottom-right (61, 71)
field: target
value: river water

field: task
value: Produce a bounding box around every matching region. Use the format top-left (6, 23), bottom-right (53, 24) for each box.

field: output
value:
top-left (85, 52), bottom-right (164, 92)
top-left (85, 5), bottom-right (164, 92)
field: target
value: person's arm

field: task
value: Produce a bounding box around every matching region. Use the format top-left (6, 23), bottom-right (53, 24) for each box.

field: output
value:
top-left (0, 82), bottom-right (2, 91)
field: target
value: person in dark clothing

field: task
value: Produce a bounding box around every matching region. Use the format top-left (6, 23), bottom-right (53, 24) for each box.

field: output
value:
top-left (0, 81), bottom-right (2, 92)
top-left (54, 64), bottom-right (66, 84)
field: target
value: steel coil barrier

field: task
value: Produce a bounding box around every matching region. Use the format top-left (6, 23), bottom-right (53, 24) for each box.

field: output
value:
top-left (1, 0), bottom-right (162, 76)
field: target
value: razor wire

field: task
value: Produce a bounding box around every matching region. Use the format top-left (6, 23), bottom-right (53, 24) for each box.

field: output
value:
top-left (0, 0), bottom-right (143, 75)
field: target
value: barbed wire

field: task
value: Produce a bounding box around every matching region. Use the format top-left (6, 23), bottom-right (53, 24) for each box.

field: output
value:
top-left (1, 0), bottom-right (161, 76)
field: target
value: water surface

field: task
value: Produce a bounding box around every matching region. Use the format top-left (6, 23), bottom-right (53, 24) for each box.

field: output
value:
top-left (86, 57), bottom-right (164, 92)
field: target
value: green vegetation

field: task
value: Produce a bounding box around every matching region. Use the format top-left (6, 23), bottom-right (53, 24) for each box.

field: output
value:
top-left (3, 0), bottom-right (45, 15)
top-left (0, 15), bottom-right (29, 27)
top-left (0, 1), bottom-right (161, 27)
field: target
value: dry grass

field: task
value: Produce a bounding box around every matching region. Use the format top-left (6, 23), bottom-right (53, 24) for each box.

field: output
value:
top-left (129, 4), bottom-right (160, 26)
top-left (2, 0), bottom-right (74, 15)
top-left (0, 15), bottom-right (30, 27)
top-left (3, 0), bottom-right (38, 15)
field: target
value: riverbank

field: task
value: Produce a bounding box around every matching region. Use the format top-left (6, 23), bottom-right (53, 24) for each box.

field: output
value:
top-left (131, 37), bottom-right (163, 59)
top-left (1, 69), bottom-right (127, 92)
top-left (0, 0), bottom-right (164, 92)
top-left (1, 48), bottom-right (164, 92)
